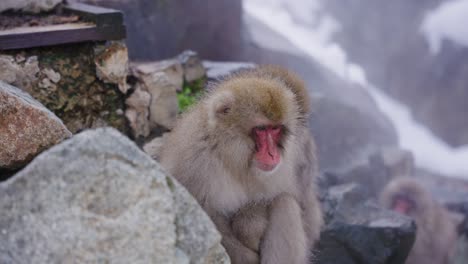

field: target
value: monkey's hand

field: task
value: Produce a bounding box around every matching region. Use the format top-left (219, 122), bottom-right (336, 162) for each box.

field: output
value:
top-left (224, 236), bottom-right (260, 264)
top-left (208, 208), bottom-right (260, 264)
top-left (232, 201), bottom-right (268, 252)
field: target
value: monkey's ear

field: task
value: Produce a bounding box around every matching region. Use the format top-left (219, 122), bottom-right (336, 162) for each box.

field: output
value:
top-left (207, 91), bottom-right (234, 124)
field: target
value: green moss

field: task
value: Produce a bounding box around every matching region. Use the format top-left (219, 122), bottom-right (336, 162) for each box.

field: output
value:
top-left (4, 42), bottom-right (128, 135)
top-left (177, 78), bottom-right (205, 112)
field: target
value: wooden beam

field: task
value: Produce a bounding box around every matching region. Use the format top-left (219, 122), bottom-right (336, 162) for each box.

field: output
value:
top-left (0, 23), bottom-right (126, 50)
top-left (0, 3), bottom-right (126, 50)
top-left (63, 3), bottom-right (124, 27)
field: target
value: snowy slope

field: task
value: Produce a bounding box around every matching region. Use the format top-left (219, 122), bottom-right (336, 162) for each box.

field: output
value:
top-left (244, 0), bottom-right (468, 178)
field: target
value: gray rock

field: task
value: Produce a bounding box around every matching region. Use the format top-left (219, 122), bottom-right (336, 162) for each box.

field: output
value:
top-left (0, 128), bottom-right (229, 264)
top-left (317, 183), bottom-right (416, 264)
top-left (326, 147), bottom-right (415, 198)
top-left (145, 72), bottom-right (179, 130)
top-left (0, 0), bottom-right (62, 13)
top-left (178, 50), bottom-right (206, 83)
top-left (94, 42), bottom-right (129, 94)
top-left (125, 83), bottom-right (151, 139)
top-left (0, 55), bottom-right (40, 94)
top-left (0, 81), bottom-right (71, 169)
top-left (202, 61), bottom-right (255, 80)
top-left (131, 59), bottom-right (184, 92)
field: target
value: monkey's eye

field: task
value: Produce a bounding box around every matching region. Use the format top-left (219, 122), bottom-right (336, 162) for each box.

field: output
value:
top-left (217, 106), bottom-right (231, 115)
top-left (222, 107), bottom-right (231, 114)
top-left (256, 125), bottom-right (267, 131)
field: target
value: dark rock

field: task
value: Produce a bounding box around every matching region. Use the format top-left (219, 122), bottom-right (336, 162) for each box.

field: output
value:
top-left (317, 183), bottom-right (416, 264)
top-left (453, 234), bottom-right (468, 264)
top-left (323, 0), bottom-right (468, 147)
top-left (178, 50), bottom-right (206, 83)
top-left (329, 147), bottom-right (415, 198)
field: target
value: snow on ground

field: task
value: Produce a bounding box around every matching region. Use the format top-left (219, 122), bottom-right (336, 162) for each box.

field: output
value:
top-left (421, 0), bottom-right (468, 54)
top-left (244, 0), bottom-right (468, 178)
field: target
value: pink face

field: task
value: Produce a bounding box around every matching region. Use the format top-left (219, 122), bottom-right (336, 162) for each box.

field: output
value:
top-left (392, 197), bottom-right (415, 215)
top-left (252, 125), bottom-right (283, 172)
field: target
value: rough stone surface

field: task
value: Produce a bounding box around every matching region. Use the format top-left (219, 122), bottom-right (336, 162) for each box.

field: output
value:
top-left (0, 55), bottom-right (40, 91)
top-left (125, 84), bottom-right (151, 139)
top-left (94, 42), bottom-right (129, 94)
top-left (172, 178), bottom-right (230, 264)
top-left (1, 42), bottom-right (128, 134)
top-left (178, 50), bottom-right (206, 83)
top-left (0, 0), bottom-right (62, 13)
top-left (132, 60), bottom-right (184, 92)
top-left (0, 128), bottom-right (229, 263)
top-left (146, 72), bottom-right (179, 129)
top-left (202, 61), bottom-right (255, 80)
top-left (317, 183), bottom-right (416, 264)
top-left (133, 69), bottom-right (179, 130)
top-left (0, 81), bottom-right (71, 169)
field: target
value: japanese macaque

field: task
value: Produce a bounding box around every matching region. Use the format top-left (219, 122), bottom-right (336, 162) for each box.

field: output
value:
top-left (380, 177), bottom-right (458, 264)
top-left (160, 66), bottom-right (323, 264)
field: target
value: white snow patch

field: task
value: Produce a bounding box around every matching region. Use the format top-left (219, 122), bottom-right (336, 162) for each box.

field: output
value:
top-left (422, 0), bottom-right (468, 54)
top-left (244, 0), bottom-right (468, 178)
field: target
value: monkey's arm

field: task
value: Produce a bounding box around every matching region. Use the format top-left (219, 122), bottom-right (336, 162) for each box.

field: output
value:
top-left (301, 186), bottom-right (323, 246)
top-left (260, 193), bottom-right (308, 264)
top-left (207, 208), bottom-right (260, 264)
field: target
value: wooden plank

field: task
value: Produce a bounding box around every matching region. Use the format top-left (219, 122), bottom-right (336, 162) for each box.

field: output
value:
top-left (0, 3), bottom-right (126, 50)
top-left (0, 24), bottom-right (126, 50)
top-left (64, 3), bottom-right (124, 27)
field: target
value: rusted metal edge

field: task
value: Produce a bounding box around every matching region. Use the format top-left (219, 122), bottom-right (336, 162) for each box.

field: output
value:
top-left (0, 3), bottom-right (126, 50)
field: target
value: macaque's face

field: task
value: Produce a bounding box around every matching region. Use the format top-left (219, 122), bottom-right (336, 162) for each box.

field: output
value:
top-left (251, 124), bottom-right (285, 172)
top-left (392, 194), bottom-right (416, 215)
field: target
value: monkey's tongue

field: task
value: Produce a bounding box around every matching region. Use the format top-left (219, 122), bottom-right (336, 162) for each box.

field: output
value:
top-left (393, 200), bottom-right (410, 214)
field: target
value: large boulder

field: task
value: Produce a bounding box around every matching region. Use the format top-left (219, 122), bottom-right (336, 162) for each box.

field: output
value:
top-left (0, 128), bottom-right (229, 264)
top-left (0, 81), bottom-right (71, 170)
top-left (323, 0), bottom-right (468, 147)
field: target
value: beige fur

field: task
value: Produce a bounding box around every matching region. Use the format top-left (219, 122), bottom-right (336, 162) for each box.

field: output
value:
top-left (380, 177), bottom-right (458, 264)
top-left (160, 66), bottom-right (323, 264)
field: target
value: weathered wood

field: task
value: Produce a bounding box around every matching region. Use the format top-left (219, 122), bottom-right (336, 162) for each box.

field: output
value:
top-left (64, 3), bottom-right (124, 27)
top-left (0, 3), bottom-right (125, 50)
top-left (0, 23), bottom-right (126, 50)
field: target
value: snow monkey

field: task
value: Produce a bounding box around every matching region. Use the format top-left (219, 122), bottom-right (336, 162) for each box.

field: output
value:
top-left (160, 66), bottom-right (323, 264)
top-left (380, 177), bottom-right (458, 264)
